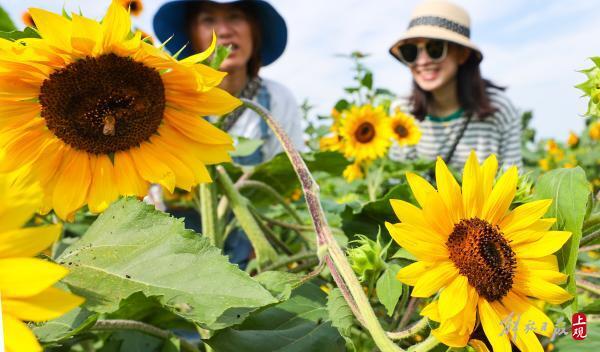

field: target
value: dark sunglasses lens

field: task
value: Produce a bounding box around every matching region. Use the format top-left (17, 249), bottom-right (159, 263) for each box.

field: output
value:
top-left (426, 40), bottom-right (446, 60)
top-left (398, 44), bottom-right (418, 63)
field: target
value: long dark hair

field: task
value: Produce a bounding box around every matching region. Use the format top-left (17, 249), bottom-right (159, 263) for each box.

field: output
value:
top-left (186, 2), bottom-right (263, 78)
top-left (409, 49), bottom-right (505, 121)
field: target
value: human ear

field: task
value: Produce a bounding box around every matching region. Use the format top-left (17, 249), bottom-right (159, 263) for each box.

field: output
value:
top-left (458, 47), bottom-right (471, 65)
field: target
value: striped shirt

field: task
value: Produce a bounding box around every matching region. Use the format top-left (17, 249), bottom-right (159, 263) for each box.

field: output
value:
top-left (389, 89), bottom-right (523, 170)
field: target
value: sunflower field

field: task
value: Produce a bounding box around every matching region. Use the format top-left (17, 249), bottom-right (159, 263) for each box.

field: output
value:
top-left (0, 2), bottom-right (598, 352)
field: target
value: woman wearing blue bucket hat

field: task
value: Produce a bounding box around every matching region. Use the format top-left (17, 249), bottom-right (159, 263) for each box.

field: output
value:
top-left (154, 0), bottom-right (304, 165)
top-left (153, 0), bottom-right (303, 268)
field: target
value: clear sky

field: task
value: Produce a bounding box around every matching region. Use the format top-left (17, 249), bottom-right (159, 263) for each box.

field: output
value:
top-left (3, 0), bottom-right (598, 139)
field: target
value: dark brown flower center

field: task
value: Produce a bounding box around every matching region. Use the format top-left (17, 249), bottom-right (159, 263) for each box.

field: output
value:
top-left (394, 123), bottom-right (409, 138)
top-left (446, 218), bottom-right (516, 301)
top-left (128, 1), bottom-right (140, 12)
top-left (39, 54), bottom-right (165, 154)
top-left (355, 122), bottom-right (375, 143)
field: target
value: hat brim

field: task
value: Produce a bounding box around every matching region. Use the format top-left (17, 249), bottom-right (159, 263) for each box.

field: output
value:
top-left (153, 0), bottom-right (287, 66)
top-left (389, 26), bottom-right (482, 64)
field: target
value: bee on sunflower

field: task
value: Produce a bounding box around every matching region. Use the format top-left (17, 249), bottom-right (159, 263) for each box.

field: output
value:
top-left (0, 1), bottom-right (240, 220)
top-left (0, 171), bottom-right (84, 352)
top-left (386, 151), bottom-right (572, 351)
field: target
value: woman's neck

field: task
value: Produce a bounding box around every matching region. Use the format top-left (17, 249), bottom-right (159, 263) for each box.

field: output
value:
top-left (430, 78), bottom-right (461, 117)
top-left (220, 67), bottom-right (249, 96)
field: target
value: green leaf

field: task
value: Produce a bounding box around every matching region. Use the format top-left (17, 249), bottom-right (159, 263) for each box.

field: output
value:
top-left (0, 27), bottom-right (41, 40)
top-left (0, 6), bottom-right (16, 32)
top-left (342, 183), bottom-right (415, 240)
top-left (532, 167), bottom-right (590, 311)
top-left (334, 99), bottom-right (350, 112)
top-left (361, 72), bottom-right (373, 90)
top-left (254, 271), bottom-right (304, 301)
top-left (99, 330), bottom-right (167, 352)
top-left (376, 264), bottom-right (403, 316)
top-left (391, 248), bottom-right (416, 261)
top-left (553, 322), bottom-right (600, 351)
top-left (230, 137), bottom-right (264, 157)
top-left (582, 300), bottom-right (600, 314)
top-left (208, 44), bottom-right (231, 69)
top-left (207, 282), bottom-right (345, 352)
top-left (33, 307), bottom-right (98, 343)
top-left (326, 288), bottom-right (354, 338)
top-left (57, 198), bottom-right (277, 330)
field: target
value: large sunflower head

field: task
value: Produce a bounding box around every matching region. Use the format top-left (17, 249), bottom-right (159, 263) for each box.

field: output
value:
top-left (339, 105), bottom-right (392, 162)
top-left (0, 171), bottom-right (84, 352)
top-left (0, 1), bottom-right (240, 220)
top-left (386, 151), bottom-right (572, 351)
top-left (389, 109), bottom-right (421, 146)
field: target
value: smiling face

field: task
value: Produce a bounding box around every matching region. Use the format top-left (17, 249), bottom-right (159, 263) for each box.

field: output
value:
top-left (407, 39), bottom-right (470, 93)
top-left (190, 3), bottom-right (254, 73)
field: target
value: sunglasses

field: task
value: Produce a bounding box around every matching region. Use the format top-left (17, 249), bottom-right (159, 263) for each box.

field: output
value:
top-left (397, 40), bottom-right (448, 65)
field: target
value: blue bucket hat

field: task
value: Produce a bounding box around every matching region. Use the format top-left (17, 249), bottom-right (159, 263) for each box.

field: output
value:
top-left (153, 0), bottom-right (287, 66)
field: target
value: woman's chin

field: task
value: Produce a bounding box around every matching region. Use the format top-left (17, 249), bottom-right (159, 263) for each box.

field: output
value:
top-left (415, 79), bottom-right (444, 92)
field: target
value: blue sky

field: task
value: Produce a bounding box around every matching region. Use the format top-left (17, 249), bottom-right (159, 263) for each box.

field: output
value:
top-left (3, 0), bottom-right (598, 139)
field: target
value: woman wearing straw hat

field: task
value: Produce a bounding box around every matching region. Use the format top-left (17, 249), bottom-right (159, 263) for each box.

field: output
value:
top-left (388, 0), bottom-right (522, 170)
top-left (153, 0), bottom-right (304, 267)
top-left (154, 0), bottom-right (304, 165)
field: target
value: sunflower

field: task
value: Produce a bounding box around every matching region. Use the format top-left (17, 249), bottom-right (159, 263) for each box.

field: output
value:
top-left (319, 133), bottom-right (344, 152)
top-left (119, 0), bottom-right (144, 16)
top-left (0, 1), bottom-right (240, 220)
top-left (566, 131), bottom-right (578, 148)
top-left (390, 109), bottom-right (421, 146)
top-left (343, 161), bottom-right (364, 182)
top-left (386, 151), bottom-right (572, 351)
top-left (339, 105), bottom-right (392, 162)
top-left (0, 171), bottom-right (84, 352)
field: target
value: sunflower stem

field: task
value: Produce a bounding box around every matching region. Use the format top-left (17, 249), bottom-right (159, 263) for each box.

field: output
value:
top-left (576, 279), bottom-right (600, 295)
top-left (580, 228), bottom-right (600, 247)
top-left (407, 334), bottom-right (439, 352)
top-left (215, 165), bottom-right (278, 267)
top-left (237, 180), bottom-right (304, 224)
top-left (199, 179), bottom-right (220, 247)
top-left (241, 99), bottom-right (403, 352)
top-left (387, 317), bottom-right (429, 340)
top-left (92, 319), bottom-right (199, 352)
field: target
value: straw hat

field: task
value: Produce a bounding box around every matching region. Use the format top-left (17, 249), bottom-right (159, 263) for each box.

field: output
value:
top-left (389, 0), bottom-right (482, 63)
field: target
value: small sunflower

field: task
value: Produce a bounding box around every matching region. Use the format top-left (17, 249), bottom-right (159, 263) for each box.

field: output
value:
top-left (590, 120), bottom-right (600, 141)
top-left (319, 133), bottom-right (344, 152)
top-left (343, 161), bottom-right (364, 182)
top-left (0, 171), bottom-right (84, 352)
top-left (390, 109), bottom-right (420, 146)
top-left (386, 151), bottom-right (572, 351)
top-left (566, 131), bottom-right (578, 148)
top-left (119, 0), bottom-right (144, 16)
top-left (0, 1), bottom-right (240, 220)
top-left (339, 105), bottom-right (392, 162)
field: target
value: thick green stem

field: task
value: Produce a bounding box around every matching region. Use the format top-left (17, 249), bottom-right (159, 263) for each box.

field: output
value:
top-left (241, 99), bottom-right (402, 352)
top-left (407, 334), bottom-right (439, 352)
top-left (577, 279), bottom-right (600, 295)
top-left (387, 317), bottom-right (429, 340)
top-left (238, 180), bottom-right (303, 224)
top-left (199, 182), bottom-right (220, 247)
top-left (215, 165), bottom-right (278, 266)
top-left (262, 251), bottom-right (317, 271)
top-left (92, 319), bottom-right (199, 352)
top-left (580, 229), bottom-right (600, 247)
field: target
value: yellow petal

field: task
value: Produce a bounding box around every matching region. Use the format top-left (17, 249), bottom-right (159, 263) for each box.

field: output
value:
top-left (519, 255), bottom-right (559, 271)
top-left (499, 199), bottom-right (552, 234)
top-left (385, 222), bottom-right (448, 261)
top-left (480, 154), bottom-right (498, 200)
top-left (3, 314), bottom-right (42, 352)
top-left (436, 156), bottom-right (463, 222)
top-left (52, 149), bottom-right (92, 221)
top-left (71, 13), bottom-right (102, 55)
top-left (0, 224), bottom-right (61, 258)
top-left (432, 321), bottom-right (470, 347)
top-left (28, 8), bottom-right (72, 50)
top-left (87, 155), bottom-right (119, 213)
top-left (102, 0), bottom-right (132, 50)
top-left (396, 261), bottom-right (431, 286)
top-left (148, 134), bottom-right (213, 184)
top-left (513, 275), bottom-right (572, 304)
top-left (181, 31), bottom-right (216, 63)
top-left (405, 172), bottom-right (436, 208)
top-left (421, 192), bottom-right (454, 237)
top-left (478, 298), bottom-right (512, 352)
top-left (421, 299), bottom-right (440, 321)
top-left (529, 218), bottom-right (556, 232)
top-left (129, 143), bottom-right (177, 193)
top-left (513, 231), bottom-right (571, 258)
top-left (439, 275), bottom-right (469, 320)
top-left (481, 166), bottom-right (518, 225)
top-left (501, 291), bottom-right (554, 338)
top-left (113, 151), bottom-right (149, 197)
top-left (496, 297), bottom-right (544, 352)
top-left (164, 108), bottom-right (233, 145)
top-left (0, 258), bottom-right (67, 298)
top-left (469, 339), bottom-right (491, 352)
top-left (462, 151), bottom-right (482, 218)
top-left (412, 261), bottom-right (458, 297)
top-left (3, 286), bottom-right (84, 322)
